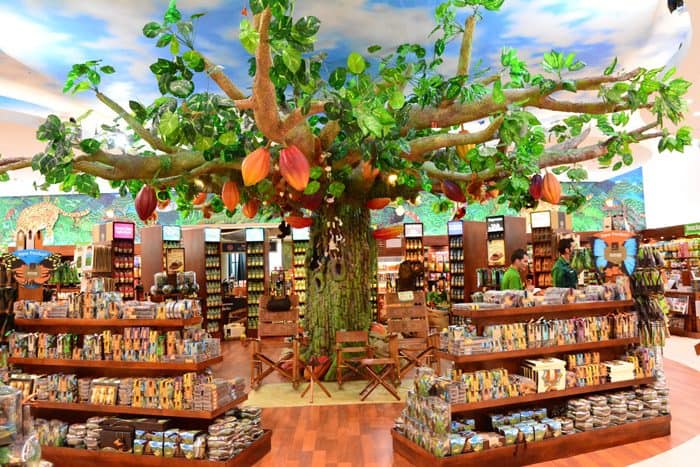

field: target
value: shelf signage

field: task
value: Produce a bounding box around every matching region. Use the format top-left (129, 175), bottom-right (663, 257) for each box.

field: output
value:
top-left (447, 221), bottom-right (463, 236)
top-left (162, 225), bottom-right (182, 241)
top-left (204, 227), bottom-right (221, 242)
top-left (684, 222), bottom-right (700, 236)
top-left (530, 211), bottom-right (552, 229)
top-left (292, 227), bottom-right (310, 241)
top-left (246, 228), bottom-right (265, 242)
top-left (486, 215), bottom-right (505, 234)
top-left (404, 223), bottom-right (423, 238)
top-left (113, 222), bottom-right (135, 240)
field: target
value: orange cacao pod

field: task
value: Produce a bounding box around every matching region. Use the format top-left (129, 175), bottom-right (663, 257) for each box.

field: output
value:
top-left (280, 145), bottom-right (310, 191)
top-left (221, 181), bottom-right (240, 211)
top-left (285, 215), bottom-right (313, 229)
top-left (192, 192), bottom-right (207, 205)
top-left (135, 185), bottom-right (157, 221)
top-left (373, 225), bottom-right (403, 240)
top-left (542, 171), bottom-right (562, 204)
top-left (241, 147), bottom-right (271, 186)
top-left (242, 199), bottom-right (259, 219)
top-left (366, 198), bottom-right (391, 210)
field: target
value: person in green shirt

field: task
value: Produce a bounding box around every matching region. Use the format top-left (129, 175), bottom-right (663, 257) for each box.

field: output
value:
top-left (552, 238), bottom-right (579, 288)
top-left (500, 249), bottom-right (529, 290)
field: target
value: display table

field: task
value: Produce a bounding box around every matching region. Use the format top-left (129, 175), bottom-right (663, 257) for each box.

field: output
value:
top-left (394, 300), bottom-right (670, 466)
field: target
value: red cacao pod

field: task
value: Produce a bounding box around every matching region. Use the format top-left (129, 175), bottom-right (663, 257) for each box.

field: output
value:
top-left (366, 198), bottom-right (391, 210)
top-left (280, 145), bottom-right (310, 191)
top-left (441, 180), bottom-right (466, 203)
top-left (285, 215), bottom-right (313, 229)
top-left (192, 192), bottom-right (207, 205)
top-left (135, 185), bottom-right (157, 221)
top-left (242, 199), bottom-right (259, 219)
top-left (300, 193), bottom-right (323, 211)
top-left (529, 174), bottom-right (543, 200)
top-left (373, 225), bottom-right (403, 240)
top-left (221, 181), bottom-right (240, 211)
top-left (241, 147), bottom-right (271, 186)
top-left (542, 171), bottom-right (562, 204)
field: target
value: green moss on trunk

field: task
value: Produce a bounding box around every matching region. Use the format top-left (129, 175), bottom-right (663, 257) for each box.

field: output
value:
top-left (304, 203), bottom-right (376, 358)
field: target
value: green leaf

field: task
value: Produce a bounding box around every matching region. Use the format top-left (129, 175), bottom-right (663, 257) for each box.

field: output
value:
top-left (159, 111), bottom-right (180, 138)
top-left (551, 166), bottom-right (569, 175)
top-left (150, 58), bottom-right (176, 75)
top-left (329, 68), bottom-right (347, 89)
top-left (142, 22), bottom-right (162, 38)
top-left (604, 57), bottom-right (618, 76)
top-left (309, 167), bottom-right (323, 180)
top-left (612, 161), bottom-right (623, 171)
top-left (282, 45), bottom-right (302, 73)
top-left (168, 79), bottom-right (194, 98)
top-left (368, 45), bottom-right (382, 53)
top-left (569, 61), bottom-right (585, 72)
top-left (87, 70), bottom-right (101, 86)
top-left (194, 135), bottom-right (214, 151)
top-left (164, 1), bottom-right (182, 24)
top-left (562, 80), bottom-right (576, 92)
top-left (328, 181), bottom-right (345, 198)
top-left (492, 78), bottom-right (505, 104)
top-left (303, 180), bottom-right (321, 195)
top-left (347, 52), bottom-right (366, 74)
top-left (0, 172), bottom-right (9, 182)
top-left (100, 65), bottom-right (115, 74)
top-left (434, 38), bottom-right (445, 57)
top-left (182, 50), bottom-right (205, 71)
top-left (389, 90), bottom-right (405, 110)
top-left (294, 16), bottom-right (321, 37)
top-left (79, 138), bottom-right (101, 155)
top-left (156, 33), bottom-right (173, 48)
top-left (218, 131), bottom-right (238, 146)
top-left (240, 19), bottom-right (260, 55)
top-left (170, 38), bottom-right (180, 55)
top-left (73, 81), bottom-right (92, 94)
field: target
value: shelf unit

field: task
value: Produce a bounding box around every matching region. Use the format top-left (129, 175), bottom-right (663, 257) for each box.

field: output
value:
top-left (14, 317), bottom-right (202, 332)
top-left (404, 223), bottom-right (425, 291)
top-left (8, 355), bottom-right (223, 375)
top-left (448, 221), bottom-right (465, 303)
top-left (398, 299), bottom-right (666, 466)
top-left (40, 430), bottom-right (272, 467)
top-left (141, 225), bottom-right (184, 294)
top-left (184, 227), bottom-right (223, 336)
top-left (665, 290), bottom-right (700, 338)
top-left (246, 228), bottom-right (267, 336)
top-left (392, 416), bottom-right (670, 467)
top-left (531, 227), bottom-right (556, 288)
top-left (292, 228), bottom-right (309, 320)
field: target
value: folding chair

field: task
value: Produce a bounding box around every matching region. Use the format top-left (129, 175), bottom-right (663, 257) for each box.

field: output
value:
top-left (359, 334), bottom-right (400, 401)
top-left (335, 330), bottom-right (372, 389)
top-left (385, 291), bottom-right (436, 379)
top-left (250, 337), bottom-right (300, 390)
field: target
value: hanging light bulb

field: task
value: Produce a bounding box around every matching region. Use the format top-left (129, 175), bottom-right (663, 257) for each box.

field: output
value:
top-left (387, 174), bottom-right (398, 186)
top-left (395, 206), bottom-right (405, 217)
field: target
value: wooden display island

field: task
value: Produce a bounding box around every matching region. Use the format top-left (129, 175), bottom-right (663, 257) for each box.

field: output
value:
top-left (11, 315), bottom-right (271, 466)
top-left (393, 300), bottom-right (670, 466)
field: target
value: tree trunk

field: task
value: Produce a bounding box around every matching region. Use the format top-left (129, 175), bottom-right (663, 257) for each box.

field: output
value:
top-left (304, 203), bottom-right (376, 358)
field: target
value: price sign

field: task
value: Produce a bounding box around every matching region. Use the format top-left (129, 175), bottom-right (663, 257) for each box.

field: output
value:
top-left (530, 211), bottom-right (552, 229)
top-left (486, 216), bottom-right (505, 233)
top-left (204, 228), bottom-right (221, 242)
top-left (162, 225), bottom-right (182, 241)
top-left (292, 227), bottom-right (310, 241)
top-left (404, 223), bottom-right (423, 238)
top-left (113, 222), bottom-right (135, 240)
top-left (447, 221), bottom-right (463, 236)
top-left (246, 228), bottom-right (265, 242)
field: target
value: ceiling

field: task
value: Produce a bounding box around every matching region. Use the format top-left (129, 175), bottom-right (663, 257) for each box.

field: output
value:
top-left (0, 0), bottom-right (694, 190)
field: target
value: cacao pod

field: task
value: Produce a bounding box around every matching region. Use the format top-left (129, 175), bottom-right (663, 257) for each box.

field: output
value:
top-left (529, 174), bottom-right (543, 200)
top-left (542, 171), bottom-right (562, 204)
top-left (456, 128), bottom-right (475, 160)
top-left (135, 185), bottom-right (157, 221)
top-left (366, 198), bottom-right (391, 210)
top-left (485, 181), bottom-right (499, 199)
top-left (280, 145), bottom-right (310, 191)
top-left (202, 205), bottom-right (212, 219)
top-left (441, 180), bottom-right (466, 203)
top-left (241, 147), bottom-right (271, 186)
top-left (373, 225), bottom-right (403, 240)
top-left (221, 181), bottom-right (240, 211)
top-left (285, 215), bottom-right (313, 229)
top-left (146, 210), bottom-right (159, 224)
top-left (361, 161), bottom-right (380, 182)
top-left (300, 193), bottom-right (323, 211)
top-left (242, 199), bottom-right (259, 219)
top-left (192, 192), bottom-right (207, 205)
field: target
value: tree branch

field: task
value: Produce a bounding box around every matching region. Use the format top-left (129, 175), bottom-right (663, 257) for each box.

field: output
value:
top-left (203, 57), bottom-right (247, 100)
top-left (281, 101), bottom-right (327, 134)
top-left (457, 14), bottom-right (477, 77)
top-left (404, 117), bottom-right (503, 161)
top-left (404, 68), bottom-right (643, 132)
top-left (537, 96), bottom-right (650, 114)
top-left (548, 127), bottom-right (591, 151)
top-left (95, 91), bottom-right (175, 154)
top-left (0, 157), bottom-right (32, 173)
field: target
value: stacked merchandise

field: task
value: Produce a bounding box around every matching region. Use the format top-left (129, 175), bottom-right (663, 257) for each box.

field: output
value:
top-left (439, 326), bottom-right (490, 356)
top-left (440, 368), bottom-right (535, 405)
top-left (32, 408), bottom-right (264, 460)
top-left (604, 361), bottom-right (636, 382)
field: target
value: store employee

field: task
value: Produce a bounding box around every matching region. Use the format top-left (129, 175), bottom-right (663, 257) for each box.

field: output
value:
top-left (552, 238), bottom-right (578, 288)
top-left (500, 249), bottom-right (529, 290)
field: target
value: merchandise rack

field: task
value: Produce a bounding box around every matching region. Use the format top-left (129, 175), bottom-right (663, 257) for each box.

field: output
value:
top-left (531, 226), bottom-right (556, 289)
top-left (394, 300), bottom-right (668, 466)
top-left (204, 239), bottom-right (223, 336)
top-left (404, 223), bottom-right (425, 291)
top-left (245, 229), bottom-right (267, 336)
top-left (447, 221), bottom-right (465, 303)
top-left (12, 312), bottom-right (271, 466)
top-left (292, 236), bottom-right (308, 319)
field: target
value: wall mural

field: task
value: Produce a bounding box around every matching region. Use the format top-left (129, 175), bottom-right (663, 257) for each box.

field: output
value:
top-left (0, 169), bottom-right (645, 246)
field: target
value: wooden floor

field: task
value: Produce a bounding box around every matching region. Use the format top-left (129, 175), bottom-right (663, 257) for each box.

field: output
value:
top-left (214, 341), bottom-right (700, 466)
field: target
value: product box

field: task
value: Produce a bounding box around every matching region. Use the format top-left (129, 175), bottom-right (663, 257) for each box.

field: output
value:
top-left (522, 358), bottom-right (566, 393)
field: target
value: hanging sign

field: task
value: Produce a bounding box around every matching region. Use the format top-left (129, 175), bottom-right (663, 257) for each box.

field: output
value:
top-left (7, 249), bottom-right (55, 289)
top-left (447, 221), bottom-right (463, 236)
top-left (684, 222), bottom-right (700, 236)
top-left (591, 231), bottom-right (638, 276)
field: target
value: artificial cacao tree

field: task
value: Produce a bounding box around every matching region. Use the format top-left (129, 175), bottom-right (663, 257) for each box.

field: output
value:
top-left (0, 0), bottom-right (693, 358)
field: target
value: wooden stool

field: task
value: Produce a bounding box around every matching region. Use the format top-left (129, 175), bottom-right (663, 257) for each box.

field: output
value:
top-left (299, 357), bottom-right (332, 403)
top-left (359, 334), bottom-right (400, 401)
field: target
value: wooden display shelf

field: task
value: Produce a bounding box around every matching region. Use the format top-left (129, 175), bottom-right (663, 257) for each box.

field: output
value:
top-left (14, 317), bottom-right (202, 331)
top-left (669, 327), bottom-right (700, 339)
top-left (40, 429), bottom-right (272, 467)
top-left (392, 416), bottom-right (671, 467)
top-left (435, 337), bottom-right (640, 363)
top-left (8, 355), bottom-right (223, 374)
top-left (451, 300), bottom-right (634, 321)
top-left (29, 393), bottom-right (247, 420)
top-left (449, 377), bottom-right (655, 414)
